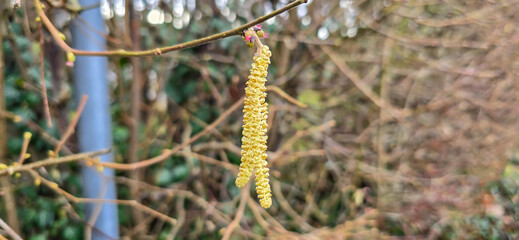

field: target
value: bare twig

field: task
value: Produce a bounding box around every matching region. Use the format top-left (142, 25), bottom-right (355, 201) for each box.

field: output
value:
top-left (321, 46), bottom-right (406, 118)
top-left (267, 85), bottom-right (308, 108)
top-left (54, 94), bottom-right (88, 155)
top-left (114, 176), bottom-right (231, 225)
top-left (127, 5), bottom-right (146, 228)
top-left (39, 21), bottom-right (52, 127)
top-left (357, 13), bottom-right (490, 49)
top-left (0, 149), bottom-right (110, 176)
top-left (165, 196), bottom-right (186, 240)
top-left (272, 180), bottom-right (314, 232)
top-left (186, 152), bottom-right (238, 173)
top-left (0, 110), bottom-right (73, 155)
top-left (17, 132), bottom-right (31, 165)
top-left (34, 0), bottom-right (308, 56)
top-left (221, 183), bottom-right (250, 240)
top-left (0, 218), bottom-right (21, 240)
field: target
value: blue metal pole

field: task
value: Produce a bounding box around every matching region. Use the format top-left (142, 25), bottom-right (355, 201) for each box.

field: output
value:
top-left (71, 2), bottom-right (120, 239)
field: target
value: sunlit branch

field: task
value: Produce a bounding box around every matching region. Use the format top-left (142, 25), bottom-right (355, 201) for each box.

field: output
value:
top-left (33, 0), bottom-right (308, 57)
top-left (54, 94), bottom-right (88, 156)
top-left (0, 149), bottom-right (110, 175)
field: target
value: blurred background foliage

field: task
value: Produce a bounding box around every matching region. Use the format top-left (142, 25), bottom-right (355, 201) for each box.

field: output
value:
top-left (1, 0), bottom-right (519, 239)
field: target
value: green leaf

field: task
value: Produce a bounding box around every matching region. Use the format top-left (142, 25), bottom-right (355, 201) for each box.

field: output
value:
top-left (113, 126), bottom-right (130, 142)
top-left (227, 152), bottom-right (240, 165)
top-left (20, 208), bottom-right (37, 224)
top-left (29, 234), bottom-right (47, 240)
top-left (172, 164), bottom-right (189, 182)
top-left (37, 210), bottom-right (55, 228)
top-left (156, 169), bottom-right (173, 186)
top-left (5, 83), bottom-right (21, 102)
top-left (25, 92), bottom-right (41, 106)
top-left (7, 137), bottom-right (23, 153)
top-left (62, 226), bottom-right (80, 239)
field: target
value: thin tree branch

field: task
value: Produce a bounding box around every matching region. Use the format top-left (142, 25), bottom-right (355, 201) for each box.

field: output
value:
top-left (266, 85), bottom-right (308, 108)
top-left (34, 0), bottom-right (308, 57)
top-left (17, 132), bottom-right (31, 165)
top-left (0, 110), bottom-right (73, 155)
top-left (39, 21), bottom-right (52, 127)
top-left (0, 218), bottom-right (22, 240)
top-left (54, 94), bottom-right (88, 156)
top-left (0, 149), bottom-right (110, 175)
top-left (320, 45), bottom-right (408, 118)
top-left (221, 182), bottom-right (250, 240)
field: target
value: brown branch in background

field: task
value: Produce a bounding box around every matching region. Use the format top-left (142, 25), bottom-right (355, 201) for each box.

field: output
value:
top-left (127, 4), bottom-right (146, 231)
top-left (165, 196), bottom-right (186, 240)
top-left (320, 46), bottom-right (408, 119)
top-left (0, 149), bottom-right (110, 176)
top-left (274, 149), bottom-right (326, 167)
top-left (169, 100), bottom-right (234, 144)
top-left (376, 37), bottom-right (394, 223)
top-left (221, 182), bottom-right (250, 240)
top-left (39, 21), bottom-right (52, 127)
top-left (199, 64), bottom-right (224, 109)
top-left (33, 0), bottom-right (308, 56)
top-left (246, 197), bottom-right (287, 232)
top-left (272, 180), bottom-right (314, 232)
top-left (0, 218), bottom-right (22, 240)
top-left (99, 97), bottom-right (244, 170)
top-left (267, 85), bottom-right (308, 108)
top-left (187, 152), bottom-right (238, 173)
top-left (54, 95), bottom-right (88, 155)
top-left (411, 0), bottom-right (518, 27)
top-left (357, 13), bottom-right (489, 49)
top-left (271, 120), bottom-right (335, 164)
top-left (21, 1), bottom-right (35, 40)
top-left (246, 197), bottom-right (270, 230)
top-left (114, 176), bottom-right (231, 225)
top-left (0, 111), bottom-right (22, 123)
top-left (28, 169), bottom-right (177, 225)
top-left (6, 37), bottom-right (34, 89)
top-left (0, 110), bottom-right (73, 155)
top-left (192, 141), bottom-right (241, 156)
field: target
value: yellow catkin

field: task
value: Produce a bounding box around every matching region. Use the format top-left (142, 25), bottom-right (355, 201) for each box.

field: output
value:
top-left (235, 46), bottom-right (272, 208)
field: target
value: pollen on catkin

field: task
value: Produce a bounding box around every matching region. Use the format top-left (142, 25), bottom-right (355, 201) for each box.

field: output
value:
top-left (235, 45), bottom-right (272, 209)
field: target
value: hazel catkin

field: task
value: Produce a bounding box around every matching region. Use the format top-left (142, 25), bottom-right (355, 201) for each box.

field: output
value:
top-left (235, 46), bottom-right (272, 208)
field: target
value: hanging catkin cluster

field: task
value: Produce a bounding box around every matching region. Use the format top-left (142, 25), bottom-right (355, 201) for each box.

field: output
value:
top-left (235, 45), bottom-right (272, 209)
